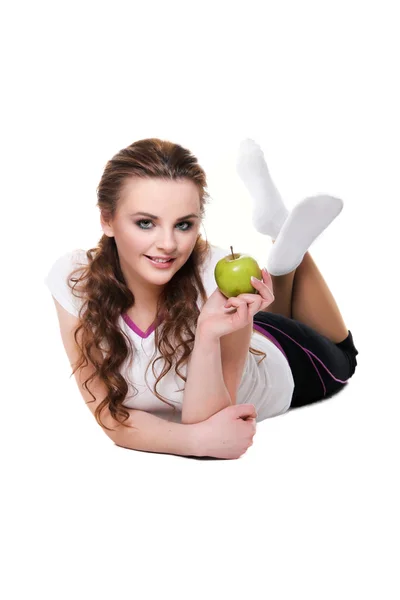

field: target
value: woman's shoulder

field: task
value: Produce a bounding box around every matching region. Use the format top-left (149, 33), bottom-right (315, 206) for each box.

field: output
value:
top-left (63, 247), bottom-right (89, 266)
top-left (203, 243), bottom-right (231, 269)
top-left (198, 243), bottom-right (231, 301)
top-left (44, 248), bottom-right (89, 317)
top-left (47, 248), bottom-right (89, 273)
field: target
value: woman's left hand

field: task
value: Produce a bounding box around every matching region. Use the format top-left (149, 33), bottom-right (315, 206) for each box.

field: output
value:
top-left (197, 268), bottom-right (275, 340)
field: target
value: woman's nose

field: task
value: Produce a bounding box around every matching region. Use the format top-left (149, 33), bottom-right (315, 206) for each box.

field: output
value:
top-left (157, 230), bottom-right (178, 252)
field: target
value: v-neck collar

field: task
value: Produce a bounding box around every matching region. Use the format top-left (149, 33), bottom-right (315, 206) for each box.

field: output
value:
top-left (122, 313), bottom-right (163, 339)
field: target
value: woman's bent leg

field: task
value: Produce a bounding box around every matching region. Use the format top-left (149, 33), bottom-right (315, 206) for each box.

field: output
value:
top-left (291, 251), bottom-right (349, 343)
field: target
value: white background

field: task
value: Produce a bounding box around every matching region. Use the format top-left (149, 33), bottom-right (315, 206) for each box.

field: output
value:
top-left (1, 0), bottom-right (399, 598)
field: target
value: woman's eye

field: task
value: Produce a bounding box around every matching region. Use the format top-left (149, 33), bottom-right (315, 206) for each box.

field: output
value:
top-left (135, 220), bottom-right (193, 231)
top-left (136, 220), bottom-right (152, 229)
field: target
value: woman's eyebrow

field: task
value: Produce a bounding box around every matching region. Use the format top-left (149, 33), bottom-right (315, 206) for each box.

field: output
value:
top-left (130, 211), bottom-right (200, 220)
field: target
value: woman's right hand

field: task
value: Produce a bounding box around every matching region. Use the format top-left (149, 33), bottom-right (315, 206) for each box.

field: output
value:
top-left (194, 403), bottom-right (258, 459)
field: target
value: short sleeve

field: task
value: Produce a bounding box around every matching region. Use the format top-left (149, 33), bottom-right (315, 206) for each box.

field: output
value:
top-left (44, 249), bottom-right (87, 317)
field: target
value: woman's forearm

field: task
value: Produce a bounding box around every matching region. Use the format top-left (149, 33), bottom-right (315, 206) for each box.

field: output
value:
top-left (181, 325), bottom-right (232, 424)
top-left (104, 408), bottom-right (202, 456)
top-left (220, 323), bottom-right (253, 404)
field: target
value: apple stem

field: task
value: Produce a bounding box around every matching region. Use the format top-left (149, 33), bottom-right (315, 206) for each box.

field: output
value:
top-left (230, 245), bottom-right (234, 260)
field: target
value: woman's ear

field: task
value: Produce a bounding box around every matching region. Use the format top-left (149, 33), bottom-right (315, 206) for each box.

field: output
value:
top-left (100, 213), bottom-right (114, 237)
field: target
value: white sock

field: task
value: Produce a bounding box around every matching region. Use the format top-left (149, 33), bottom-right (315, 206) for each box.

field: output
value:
top-left (267, 194), bottom-right (344, 276)
top-left (236, 138), bottom-right (289, 239)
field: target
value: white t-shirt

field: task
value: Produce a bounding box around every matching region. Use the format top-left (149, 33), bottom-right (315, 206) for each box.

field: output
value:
top-left (44, 243), bottom-right (294, 422)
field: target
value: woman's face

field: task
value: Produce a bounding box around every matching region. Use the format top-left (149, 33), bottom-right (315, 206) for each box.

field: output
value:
top-left (101, 177), bottom-right (202, 293)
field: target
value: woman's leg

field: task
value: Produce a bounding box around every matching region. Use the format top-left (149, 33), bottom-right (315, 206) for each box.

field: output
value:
top-left (266, 242), bottom-right (348, 344)
top-left (265, 265), bottom-right (296, 319)
top-left (291, 251), bottom-right (348, 343)
top-left (235, 137), bottom-right (348, 342)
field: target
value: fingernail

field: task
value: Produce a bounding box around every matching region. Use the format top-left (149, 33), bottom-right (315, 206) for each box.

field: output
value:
top-left (251, 276), bottom-right (260, 283)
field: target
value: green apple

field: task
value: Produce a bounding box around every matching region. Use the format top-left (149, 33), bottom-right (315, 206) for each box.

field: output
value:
top-left (214, 246), bottom-right (263, 298)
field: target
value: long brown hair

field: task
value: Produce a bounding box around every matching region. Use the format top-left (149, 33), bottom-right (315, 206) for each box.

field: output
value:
top-left (67, 138), bottom-right (266, 431)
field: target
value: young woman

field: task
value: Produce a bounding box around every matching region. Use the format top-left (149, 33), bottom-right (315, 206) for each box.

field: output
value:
top-left (44, 137), bottom-right (358, 460)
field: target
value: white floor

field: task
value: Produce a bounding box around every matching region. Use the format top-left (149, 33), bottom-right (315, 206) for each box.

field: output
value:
top-left (11, 344), bottom-right (396, 599)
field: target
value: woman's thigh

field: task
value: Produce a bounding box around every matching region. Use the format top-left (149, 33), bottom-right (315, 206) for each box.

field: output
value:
top-left (253, 311), bottom-right (359, 408)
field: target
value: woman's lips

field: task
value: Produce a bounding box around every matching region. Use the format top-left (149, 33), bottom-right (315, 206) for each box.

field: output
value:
top-left (145, 255), bottom-right (175, 260)
top-left (144, 255), bottom-right (176, 268)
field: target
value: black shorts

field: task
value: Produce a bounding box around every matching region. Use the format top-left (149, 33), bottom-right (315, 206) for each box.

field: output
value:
top-left (253, 311), bottom-right (359, 409)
